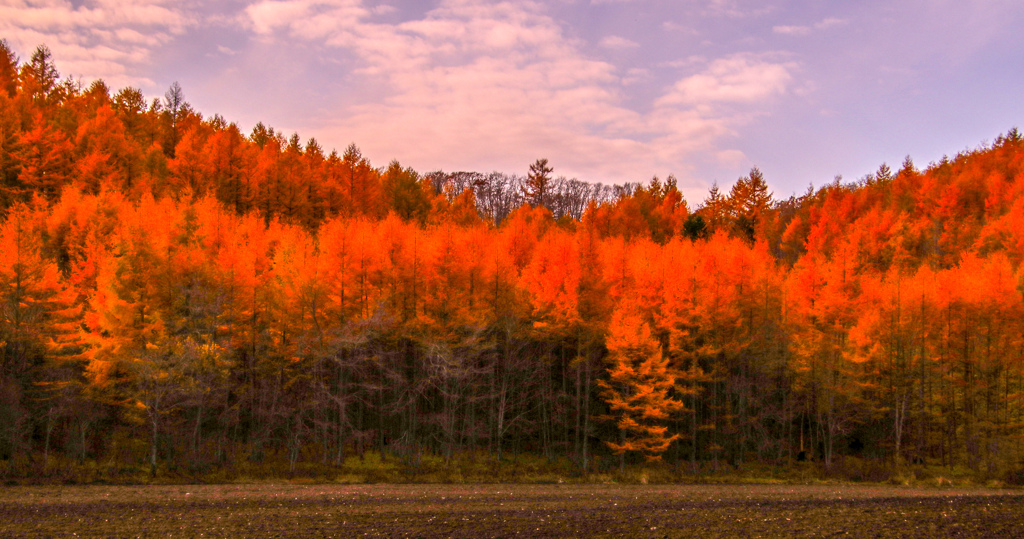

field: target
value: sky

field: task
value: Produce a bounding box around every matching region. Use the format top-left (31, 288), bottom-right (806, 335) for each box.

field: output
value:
top-left (2, 0), bottom-right (1023, 203)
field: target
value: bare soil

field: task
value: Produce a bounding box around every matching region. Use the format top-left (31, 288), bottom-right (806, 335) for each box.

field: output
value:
top-left (0, 483), bottom-right (1021, 537)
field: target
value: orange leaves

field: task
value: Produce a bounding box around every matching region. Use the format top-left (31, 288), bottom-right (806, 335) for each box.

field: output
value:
top-left (271, 223), bottom-right (327, 360)
top-left (522, 229), bottom-right (580, 332)
top-left (599, 300), bottom-right (685, 461)
top-left (345, 219), bottom-right (385, 319)
top-left (419, 221), bottom-right (489, 330)
top-left (381, 160), bottom-right (432, 225)
top-left (318, 217), bottom-right (369, 322)
top-left (13, 114), bottom-right (74, 201)
top-left (975, 198), bottom-right (1024, 265)
top-left (11, 45), bottom-right (1024, 471)
top-left (660, 234), bottom-right (767, 356)
top-left (337, 144), bottom-right (382, 220)
top-left (9, 123), bottom-right (1024, 472)
top-left (499, 204), bottom-right (548, 272)
top-left (0, 205), bottom-right (78, 379)
top-left (928, 253), bottom-right (1020, 318)
top-left (167, 126), bottom-right (212, 197)
top-left (73, 104), bottom-right (136, 195)
top-left (787, 237), bottom-right (861, 330)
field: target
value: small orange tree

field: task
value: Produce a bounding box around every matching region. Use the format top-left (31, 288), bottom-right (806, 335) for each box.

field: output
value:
top-left (599, 301), bottom-right (685, 468)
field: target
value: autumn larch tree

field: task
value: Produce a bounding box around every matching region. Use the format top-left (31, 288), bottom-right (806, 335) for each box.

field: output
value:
top-left (0, 204), bottom-right (79, 460)
top-left (382, 160), bottom-right (432, 224)
top-left (21, 45), bottom-right (60, 107)
top-left (14, 114), bottom-right (74, 201)
top-left (0, 40), bottom-right (18, 98)
top-left (697, 182), bottom-right (728, 236)
top-left (599, 300), bottom-right (685, 469)
top-left (340, 143), bottom-right (381, 218)
top-left (523, 158), bottom-right (553, 209)
top-left (728, 166), bottom-right (773, 242)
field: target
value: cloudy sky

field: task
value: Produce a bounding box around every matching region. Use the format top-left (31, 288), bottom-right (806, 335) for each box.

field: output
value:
top-left (3, 0), bottom-right (1023, 202)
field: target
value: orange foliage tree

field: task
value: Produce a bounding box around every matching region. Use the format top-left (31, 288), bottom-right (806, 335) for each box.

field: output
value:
top-left (598, 299), bottom-right (685, 467)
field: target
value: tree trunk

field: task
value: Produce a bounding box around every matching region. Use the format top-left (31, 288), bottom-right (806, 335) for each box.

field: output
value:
top-left (150, 414), bottom-right (159, 477)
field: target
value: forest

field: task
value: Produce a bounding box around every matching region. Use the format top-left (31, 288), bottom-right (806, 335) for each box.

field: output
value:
top-left (2, 41), bottom-right (1024, 482)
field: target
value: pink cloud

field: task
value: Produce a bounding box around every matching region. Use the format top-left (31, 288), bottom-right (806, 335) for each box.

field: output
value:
top-left (657, 54), bottom-right (796, 106)
top-left (774, 17), bottom-right (847, 36)
top-left (599, 35), bottom-right (639, 50)
top-left (233, 1), bottom-right (797, 185)
top-left (0, 0), bottom-right (192, 88)
top-left (246, 0), bottom-right (367, 37)
top-left (773, 25), bottom-right (810, 36)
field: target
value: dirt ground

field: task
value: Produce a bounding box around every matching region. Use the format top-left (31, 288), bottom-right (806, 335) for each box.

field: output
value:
top-left (0, 482), bottom-right (1021, 538)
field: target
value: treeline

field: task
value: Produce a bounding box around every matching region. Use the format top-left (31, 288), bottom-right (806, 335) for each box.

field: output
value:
top-left (0, 43), bottom-right (646, 232)
top-left (1, 41), bottom-right (1024, 480)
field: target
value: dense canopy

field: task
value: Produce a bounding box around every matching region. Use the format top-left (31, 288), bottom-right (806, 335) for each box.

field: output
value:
top-left (2, 41), bottom-right (1023, 479)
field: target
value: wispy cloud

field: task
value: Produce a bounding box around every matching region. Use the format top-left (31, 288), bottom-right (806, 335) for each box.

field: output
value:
top-left (0, 0), bottom-right (195, 88)
top-left (662, 21), bottom-right (698, 34)
top-left (772, 25), bottom-right (810, 36)
top-left (246, 0), bottom-right (368, 38)
top-left (599, 35), bottom-right (639, 50)
top-left (0, 0), bottom-right (808, 188)
top-left (773, 17), bottom-right (847, 36)
top-left (702, 0), bottom-right (774, 19)
top-left (240, 0), bottom-right (795, 185)
top-left (657, 53), bottom-right (796, 106)
top-left (816, 17), bottom-right (846, 30)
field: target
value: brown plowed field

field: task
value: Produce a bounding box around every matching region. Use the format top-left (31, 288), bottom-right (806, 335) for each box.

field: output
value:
top-left (1, 483), bottom-right (1021, 537)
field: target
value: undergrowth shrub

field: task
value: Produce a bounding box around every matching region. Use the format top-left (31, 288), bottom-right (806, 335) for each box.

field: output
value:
top-left (2, 446), bottom-right (1020, 486)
